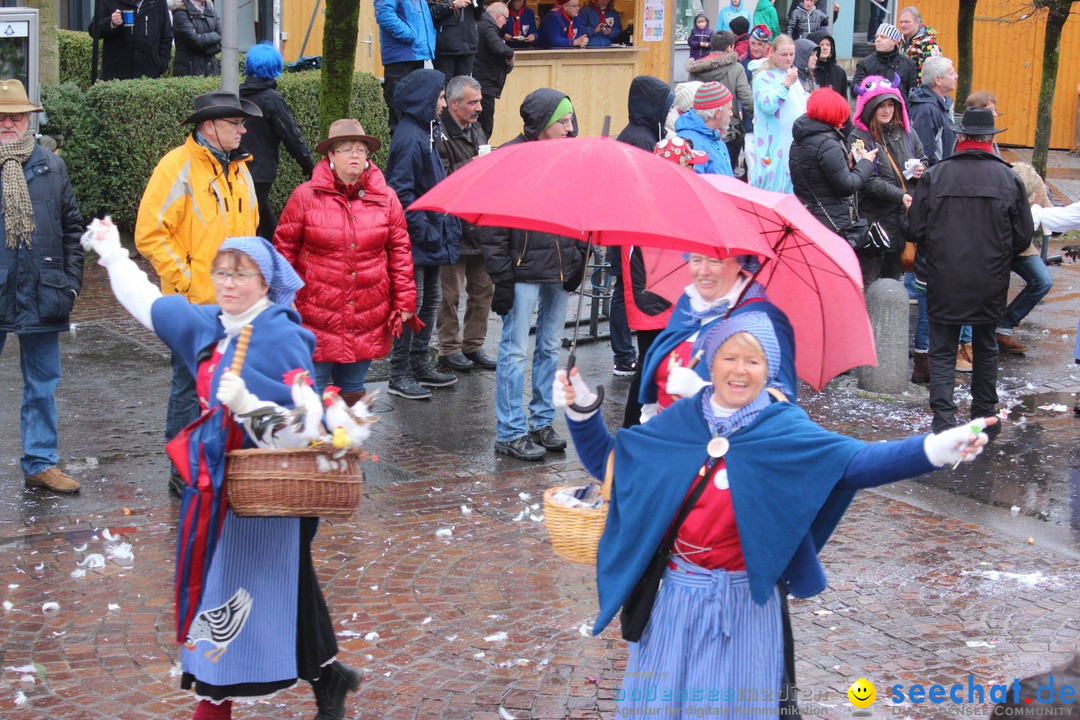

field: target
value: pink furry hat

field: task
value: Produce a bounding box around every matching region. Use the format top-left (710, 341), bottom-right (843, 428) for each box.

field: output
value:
top-left (852, 74), bottom-right (910, 133)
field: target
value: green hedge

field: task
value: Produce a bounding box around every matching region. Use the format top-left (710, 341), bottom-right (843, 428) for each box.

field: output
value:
top-left (58, 30), bottom-right (94, 90)
top-left (43, 71), bottom-right (389, 231)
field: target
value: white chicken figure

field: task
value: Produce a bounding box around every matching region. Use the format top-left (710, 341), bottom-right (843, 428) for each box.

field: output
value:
top-left (322, 386), bottom-right (379, 450)
top-left (283, 368), bottom-right (327, 439)
top-left (218, 369), bottom-right (326, 449)
top-left (184, 587), bottom-right (253, 662)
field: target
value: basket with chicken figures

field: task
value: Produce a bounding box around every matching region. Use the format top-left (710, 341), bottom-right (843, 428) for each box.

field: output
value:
top-left (542, 451), bottom-right (613, 565)
top-left (223, 325), bottom-right (370, 519)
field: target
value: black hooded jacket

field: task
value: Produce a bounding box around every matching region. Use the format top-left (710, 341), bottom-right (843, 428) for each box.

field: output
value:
top-left (481, 89), bottom-right (587, 287)
top-left (789, 115), bottom-right (875, 231)
top-left (615, 76), bottom-right (675, 152)
top-left (808, 31), bottom-right (848, 97)
top-left (239, 76), bottom-right (316, 186)
top-left (852, 47), bottom-right (917, 99)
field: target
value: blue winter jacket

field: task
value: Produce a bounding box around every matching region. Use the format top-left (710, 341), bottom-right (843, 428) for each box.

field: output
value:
top-left (674, 108), bottom-right (734, 177)
top-left (538, 7), bottom-right (585, 48)
top-left (0, 144), bottom-right (84, 335)
top-left (907, 86), bottom-right (955, 167)
top-left (375, 0), bottom-right (436, 65)
top-left (385, 68), bottom-right (462, 267)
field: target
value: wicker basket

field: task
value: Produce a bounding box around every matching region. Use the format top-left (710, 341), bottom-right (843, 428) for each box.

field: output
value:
top-left (226, 446), bottom-right (365, 519)
top-left (542, 451), bottom-right (614, 565)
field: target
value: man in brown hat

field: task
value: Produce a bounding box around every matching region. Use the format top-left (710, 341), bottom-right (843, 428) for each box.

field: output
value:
top-left (135, 90), bottom-right (261, 496)
top-left (907, 107), bottom-right (1032, 437)
top-left (0, 80), bottom-right (85, 493)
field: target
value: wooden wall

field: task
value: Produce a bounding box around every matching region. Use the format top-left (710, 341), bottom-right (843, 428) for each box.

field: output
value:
top-left (917, 0), bottom-right (1080, 149)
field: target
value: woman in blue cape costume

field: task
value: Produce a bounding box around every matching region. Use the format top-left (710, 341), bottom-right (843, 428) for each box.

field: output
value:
top-left (555, 313), bottom-right (994, 719)
top-left (80, 221), bottom-right (362, 720)
top-left (634, 251), bottom-right (797, 425)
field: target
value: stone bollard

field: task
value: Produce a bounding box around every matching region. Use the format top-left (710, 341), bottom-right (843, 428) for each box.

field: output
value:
top-left (857, 278), bottom-right (909, 394)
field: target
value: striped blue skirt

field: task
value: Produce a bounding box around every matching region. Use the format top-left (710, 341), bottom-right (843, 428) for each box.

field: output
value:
top-left (616, 556), bottom-right (784, 718)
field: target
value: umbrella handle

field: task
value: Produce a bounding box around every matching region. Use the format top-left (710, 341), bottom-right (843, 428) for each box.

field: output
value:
top-left (566, 350), bottom-right (604, 414)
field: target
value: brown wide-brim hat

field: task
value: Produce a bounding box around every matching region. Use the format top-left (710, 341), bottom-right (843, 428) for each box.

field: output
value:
top-left (315, 118), bottom-right (382, 155)
top-left (181, 91), bottom-right (263, 125)
top-left (0, 79), bottom-right (43, 114)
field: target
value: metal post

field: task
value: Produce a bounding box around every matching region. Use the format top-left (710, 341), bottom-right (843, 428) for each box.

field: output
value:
top-left (220, 0), bottom-right (239, 93)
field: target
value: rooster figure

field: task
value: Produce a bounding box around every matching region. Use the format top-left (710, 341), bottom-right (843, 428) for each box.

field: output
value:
top-left (322, 386), bottom-right (379, 450)
top-left (184, 587), bottom-right (253, 662)
top-left (227, 369), bottom-right (328, 448)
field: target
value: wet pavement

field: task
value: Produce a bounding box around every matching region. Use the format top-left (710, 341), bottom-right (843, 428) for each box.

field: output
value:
top-left (3, 157), bottom-right (1080, 718)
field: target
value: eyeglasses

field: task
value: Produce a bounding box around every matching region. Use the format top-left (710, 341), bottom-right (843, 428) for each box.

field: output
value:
top-left (332, 146), bottom-right (369, 157)
top-left (210, 269), bottom-right (260, 285)
top-left (0, 112), bottom-right (28, 123)
top-left (215, 118), bottom-right (245, 128)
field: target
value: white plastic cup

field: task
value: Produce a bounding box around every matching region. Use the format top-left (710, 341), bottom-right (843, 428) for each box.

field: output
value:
top-left (478, 144), bottom-right (492, 157)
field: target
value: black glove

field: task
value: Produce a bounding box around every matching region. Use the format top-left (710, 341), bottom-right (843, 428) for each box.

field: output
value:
top-left (491, 281), bottom-right (515, 316)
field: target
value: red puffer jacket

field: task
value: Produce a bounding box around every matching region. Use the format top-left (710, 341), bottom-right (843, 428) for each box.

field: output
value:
top-left (274, 159), bottom-right (416, 363)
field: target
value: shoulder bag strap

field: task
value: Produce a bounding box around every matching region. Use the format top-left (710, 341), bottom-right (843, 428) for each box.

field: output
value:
top-left (654, 459), bottom-right (717, 561)
top-left (878, 136), bottom-right (907, 193)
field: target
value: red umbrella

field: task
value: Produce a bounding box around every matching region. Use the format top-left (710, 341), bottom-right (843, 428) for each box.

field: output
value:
top-left (692, 176), bottom-right (877, 390)
top-left (410, 136), bottom-right (776, 409)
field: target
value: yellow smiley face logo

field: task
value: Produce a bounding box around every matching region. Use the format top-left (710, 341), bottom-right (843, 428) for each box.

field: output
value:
top-left (847, 678), bottom-right (876, 708)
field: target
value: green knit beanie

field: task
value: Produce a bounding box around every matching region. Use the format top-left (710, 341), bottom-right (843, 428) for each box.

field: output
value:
top-left (546, 97), bottom-right (574, 128)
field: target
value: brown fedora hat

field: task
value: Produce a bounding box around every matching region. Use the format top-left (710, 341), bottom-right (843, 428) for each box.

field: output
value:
top-left (315, 118), bottom-right (382, 155)
top-left (0, 79), bottom-right (43, 114)
top-left (181, 91), bottom-right (263, 125)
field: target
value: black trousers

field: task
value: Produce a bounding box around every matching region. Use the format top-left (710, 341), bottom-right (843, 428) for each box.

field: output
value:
top-left (383, 60), bottom-right (425, 132)
top-left (621, 328), bottom-right (661, 428)
top-left (928, 320), bottom-right (999, 432)
top-left (432, 53), bottom-right (475, 82)
top-left (479, 93), bottom-right (497, 141)
top-left (255, 181), bottom-right (277, 240)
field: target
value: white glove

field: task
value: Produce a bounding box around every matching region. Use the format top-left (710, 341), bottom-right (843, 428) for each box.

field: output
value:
top-left (665, 365), bottom-right (712, 399)
top-left (80, 217), bottom-right (128, 267)
top-left (553, 369), bottom-right (599, 422)
top-left (923, 419), bottom-right (993, 467)
top-left (216, 372), bottom-right (264, 416)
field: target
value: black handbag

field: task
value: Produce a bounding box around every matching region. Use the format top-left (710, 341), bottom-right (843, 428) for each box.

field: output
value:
top-left (619, 462), bottom-right (715, 642)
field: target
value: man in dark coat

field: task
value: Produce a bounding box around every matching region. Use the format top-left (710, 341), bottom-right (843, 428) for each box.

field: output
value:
top-left (429, 0), bottom-right (483, 80)
top-left (90, 0), bottom-right (173, 80)
top-left (473, 2), bottom-right (515, 140)
top-left (0, 81), bottom-right (84, 493)
top-left (481, 88), bottom-right (587, 460)
top-left (851, 23), bottom-right (917, 99)
top-left (239, 43), bottom-right (316, 240)
top-left (908, 55), bottom-right (957, 166)
top-left (435, 75), bottom-right (497, 373)
top-left (385, 68), bottom-right (463, 399)
top-left (906, 108), bottom-right (1033, 434)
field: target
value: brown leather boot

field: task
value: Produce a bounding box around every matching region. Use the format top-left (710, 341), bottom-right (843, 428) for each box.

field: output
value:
top-left (911, 352), bottom-right (930, 384)
top-left (995, 332), bottom-right (1028, 354)
top-left (24, 467), bottom-right (80, 493)
top-left (955, 344), bottom-right (973, 373)
top-left (339, 391), bottom-right (366, 408)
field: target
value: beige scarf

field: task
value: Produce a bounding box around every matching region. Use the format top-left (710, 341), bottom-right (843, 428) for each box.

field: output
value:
top-left (0, 133), bottom-right (36, 249)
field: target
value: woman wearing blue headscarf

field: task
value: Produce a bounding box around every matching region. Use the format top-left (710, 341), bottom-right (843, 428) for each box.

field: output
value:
top-left (80, 219), bottom-right (361, 720)
top-left (555, 313), bottom-right (995, 720)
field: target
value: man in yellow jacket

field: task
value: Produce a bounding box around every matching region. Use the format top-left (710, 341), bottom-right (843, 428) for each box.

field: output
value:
top-left (135, 90), bottom-right (261, 496)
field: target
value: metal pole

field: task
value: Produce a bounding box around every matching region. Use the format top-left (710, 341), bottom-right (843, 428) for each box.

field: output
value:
top-left (90, 0), bottom-right (100, 85)
top-left (220, 0), bottom-right (239, 93)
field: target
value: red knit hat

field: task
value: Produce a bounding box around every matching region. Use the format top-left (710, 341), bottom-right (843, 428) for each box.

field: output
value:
top-left (654, 137), bottom-right (708, 168)
top-left (693, 82), bottom-right (733, 111)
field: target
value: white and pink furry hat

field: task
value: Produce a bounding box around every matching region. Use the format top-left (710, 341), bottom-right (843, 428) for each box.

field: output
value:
top-left (852, 74), bottom-right (910, 132)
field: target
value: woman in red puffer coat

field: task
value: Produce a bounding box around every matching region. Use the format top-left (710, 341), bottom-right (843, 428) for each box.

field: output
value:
top-left (274, 119), bottom-right (417, 405)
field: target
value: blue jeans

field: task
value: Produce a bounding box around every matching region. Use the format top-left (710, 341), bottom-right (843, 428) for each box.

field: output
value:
top-left (390, 265), bottom-right (440, 380)
top-left (904, 273), bottom-right (928, 352)
top-left (1, 331), bottom-right (62, 476)
top-left (314, 360), bottom-right (372, 394)
top-left (998, 255), bottom-right (1053, 334)
top-left (166, 350), bottom-right (200, 443)
top-left (609, 275), bottom-right (636, 365)
top-left (495, 282), bottom-right (569, 442)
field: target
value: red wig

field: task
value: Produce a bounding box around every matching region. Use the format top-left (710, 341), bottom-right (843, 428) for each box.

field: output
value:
top-left (806, 88), bottom-right (851, 129)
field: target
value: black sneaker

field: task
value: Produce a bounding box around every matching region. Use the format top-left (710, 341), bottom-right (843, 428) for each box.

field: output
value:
top-left (494, 436), bottom-right (546, 461)
top-left (387, 376), bottom-right (433, 399)
top-left (613, 360), bottom-right (637, 376)
top-left (528, 425), bottom-right (567, 451)
top-left (414, 364), bottom-right (458, 387)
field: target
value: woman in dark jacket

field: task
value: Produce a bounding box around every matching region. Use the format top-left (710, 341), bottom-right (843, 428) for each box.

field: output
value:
top-left (849, 74), bottom-right (927, 285)
top-left (170, 0), bottom-right (221, 76)
top-left (808, 31), bottom-right (848, 96)
top-left (789, 88), bottom-right (877, 248)
top-left (239, 43), bottom-right (317, 240)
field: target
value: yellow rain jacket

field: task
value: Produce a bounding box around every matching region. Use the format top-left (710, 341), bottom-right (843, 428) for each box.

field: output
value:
top-left (135, 133), bottom-right (259, 305)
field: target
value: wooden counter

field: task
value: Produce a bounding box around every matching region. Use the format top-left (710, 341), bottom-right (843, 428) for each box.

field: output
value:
top-left (490, 47), bottom-right (643, 144)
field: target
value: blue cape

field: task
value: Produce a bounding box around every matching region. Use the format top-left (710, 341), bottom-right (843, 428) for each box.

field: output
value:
top-left (593, 396), bottom-right (863, 635)
top-left (638, 293), bottom-right (798, 405)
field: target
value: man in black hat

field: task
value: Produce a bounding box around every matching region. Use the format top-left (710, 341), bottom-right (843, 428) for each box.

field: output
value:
top-left (906, 107), bottom-right (1033, 436)
top-left (135, 91), bottom-right (262, 496)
